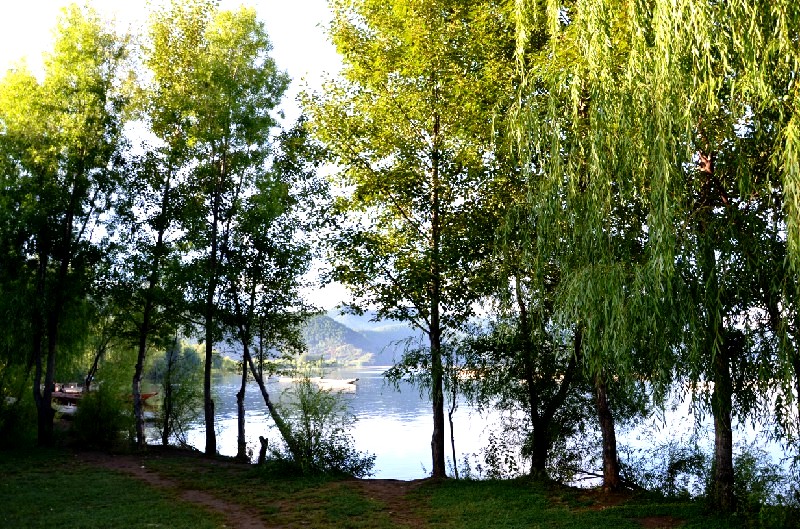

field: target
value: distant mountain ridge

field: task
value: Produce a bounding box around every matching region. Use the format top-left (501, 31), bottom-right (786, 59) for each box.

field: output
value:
top-left (215, 311), bottom-right (422, 366)
top-left (301, 311), bottom-right (421, 365)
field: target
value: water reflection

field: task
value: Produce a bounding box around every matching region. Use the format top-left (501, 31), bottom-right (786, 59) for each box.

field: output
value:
top-left (184, 366), bottom-right (495, 480)
top-left (181, 368), bottom-right (789, 484)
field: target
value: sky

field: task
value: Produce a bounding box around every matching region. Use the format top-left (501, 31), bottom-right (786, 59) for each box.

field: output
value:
top-left (0, 0), bottom-right (349, 309)
top-left (0, 0), bottom-right (341, 120)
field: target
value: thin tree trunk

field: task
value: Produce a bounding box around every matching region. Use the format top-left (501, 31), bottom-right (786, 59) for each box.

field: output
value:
top-left (84, 340), bottom-right (106, 393)
top-left (133, 298), bottom-right (153, 447)
top-left (696, 148), bottom-right (736, 511)
top-left (595, 374), bottom-right (621, 492)
top-left (236, 355), bottom-right (248, 460)
top-left (133, 174), bottom-right (171, 448)
top-left (245, 350), bottom-right (302, 462)
top-left (516, 277), bottom-right (545, 475)
top-left (161, 345), bottom-right (175, 446)
top-left (204, 183), bottom-right (221, 456)
top-left (31, 250), bottom-right (49, 445)
top-left (429, 109), bottom-right (446, 479)
top-left (39, 197), bottom-right (77, 446)
top-left (39, 327), bottom-right (57, 446)
top-left (448, 381), bottom-right (458, 479)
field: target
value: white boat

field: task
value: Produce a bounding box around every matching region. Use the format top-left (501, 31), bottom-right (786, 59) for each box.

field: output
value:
top-left (315, 378), bottom-right (359, 392)
top-left (276, 376), bottom-right (359, 392)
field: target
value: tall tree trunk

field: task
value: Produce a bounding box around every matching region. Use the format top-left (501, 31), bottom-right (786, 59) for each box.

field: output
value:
top-left (517, 277), bottom-right (545, 476)
top-left (429, 110), bottom-right (446, 479)
top-left (133, 296), bottom-right (153, 447)
top-left (710, 345), bottom-right (735, 511)
top-left (31, 250), bottom-right (49, 445)
top-left (204, 183), bottom-right (221, 457)
top-left (39, 323), bottom-right (57, 446)
top-left (161, 344), bottom-right (175, 446)
top-left (696, 149), bottom-right (735, 511)
top-left (430, 327), bottom-right (446, 478)
top-left (595, 374), bottom-right (621, 491)
top-left (39, 196), bottom-right (77, 446)
top-left (236, 356), bottom-right (248, 461)
top-left (133, 175), bottom-right (170, 448)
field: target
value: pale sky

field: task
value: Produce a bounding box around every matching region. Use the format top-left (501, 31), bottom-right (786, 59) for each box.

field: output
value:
top-left (0, 0), bottom-right (349, 310)
top-left (0, 0), bottom-right (341, 121)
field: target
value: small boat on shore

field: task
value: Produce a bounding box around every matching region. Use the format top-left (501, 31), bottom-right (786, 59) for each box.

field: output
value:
top-left (51, 386), bottom-right (158, 408)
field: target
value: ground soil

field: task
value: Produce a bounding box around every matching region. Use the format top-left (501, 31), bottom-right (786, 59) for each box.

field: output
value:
top-left (346, 478), bottom-right (428, 528)
top-left (77, 451), bottom-right (267, 528)
top-left (76, 450), bottom-right (428, 529)
top-left (76, 449), bottom-right (681, 529)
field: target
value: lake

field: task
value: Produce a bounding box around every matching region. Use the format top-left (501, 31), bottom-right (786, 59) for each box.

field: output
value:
top-left (175, 366), bottom-right (790, 483)
top-left (179, 366), bottom-right (497, 480)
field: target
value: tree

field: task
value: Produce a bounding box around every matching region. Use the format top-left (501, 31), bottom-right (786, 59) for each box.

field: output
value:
top-left (113, 150), bottom-right (187, 448)
top-left (513, 0), bottom-right (800, 508)
top-left (306, 0), bottom-right (516, 477)
top-left (219, 122), bottom-right (321, 461)
top-left (0, 5), bottom-right (128, 445)
top-left (146, 0), bottom-right (289, 456)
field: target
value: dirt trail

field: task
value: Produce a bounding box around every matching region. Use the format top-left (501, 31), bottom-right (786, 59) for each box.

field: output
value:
top-left (77, 451), bottom-right (428, 529)
top-left (346, 478), bottom-right (429, 528)
top-left (77, 452), bottom-right (267, 529)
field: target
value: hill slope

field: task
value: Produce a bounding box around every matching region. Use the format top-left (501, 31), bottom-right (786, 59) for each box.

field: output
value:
top-left (302, 312), bottom-right (421, 365)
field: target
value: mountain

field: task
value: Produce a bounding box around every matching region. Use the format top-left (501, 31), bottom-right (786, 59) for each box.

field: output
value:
top-left (301, 311), bottom-right (422, 365)
top-left (216, 312), bottom-right (423, 366)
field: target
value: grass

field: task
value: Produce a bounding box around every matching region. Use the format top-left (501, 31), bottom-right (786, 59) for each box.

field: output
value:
top-left (2, 446), bottom-right (797, 528)
top-left (0, 448), bottom-right (225, 528)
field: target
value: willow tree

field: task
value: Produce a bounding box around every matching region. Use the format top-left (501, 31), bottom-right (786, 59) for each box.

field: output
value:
top-left (514, 0), bottom-right (800, 509)
top-left (0, 5), bottom-right (128, 445)
top-left (306, 0), bottom-right (516, 477)
top-left (147, 0), bottom-right (289, 456)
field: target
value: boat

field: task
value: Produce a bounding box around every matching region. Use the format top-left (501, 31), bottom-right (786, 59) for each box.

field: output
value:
top-left (51, 387), bottom-right (158, 408)
top-left (315, 378), bottom-right (359, 392)
top-left (276, 376), bottom-right (359, 392)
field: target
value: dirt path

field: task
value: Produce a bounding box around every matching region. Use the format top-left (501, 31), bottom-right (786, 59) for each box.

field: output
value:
top-left (77, 451), bottom-right (428, 529)
top-left (346, 478), bottom-right (429, 528)
top-left (77, 452), bottom-right (268, 529)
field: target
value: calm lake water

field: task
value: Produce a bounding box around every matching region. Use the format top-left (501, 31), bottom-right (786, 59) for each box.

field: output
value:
top-left (175, 366), bottom-right (790, 483)
top-left (180, 366), bottom-right (497, 480)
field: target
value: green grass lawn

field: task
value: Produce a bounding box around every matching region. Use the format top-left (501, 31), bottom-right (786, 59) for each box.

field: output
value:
top-left (0, 449), bottom-right (225, 528)
top-left (2, 447), bottom-right (795, 528)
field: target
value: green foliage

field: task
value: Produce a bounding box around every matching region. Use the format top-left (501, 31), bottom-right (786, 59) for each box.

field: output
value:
top-left (149, 340), bottom-right (203, 446)
top-left (0, 3), bottom-right (130, 445)
top-left (511, 0), bottom-right (800, 508)
top-left (732, 444), bottom-right (797, 525)
top-left (271, 377), bottom-right (375, 477)
top-left (72, 383), bottom-right (133, 449)
top-left (307, 0), bottom-right (515, 332)
top-left (0, 369), bottom-right (36, 449)
top-left (621, 435), bottom-right (711, 499)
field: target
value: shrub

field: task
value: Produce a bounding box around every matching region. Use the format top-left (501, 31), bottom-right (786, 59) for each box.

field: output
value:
top-left (0, 394), bottom-right (36, 448)
top-left (271, 376), bottom-right (375, 478)
top-left (152, 341), bottom-right (203, 447)
top-left (72, 383), bottom-right (132, 449)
